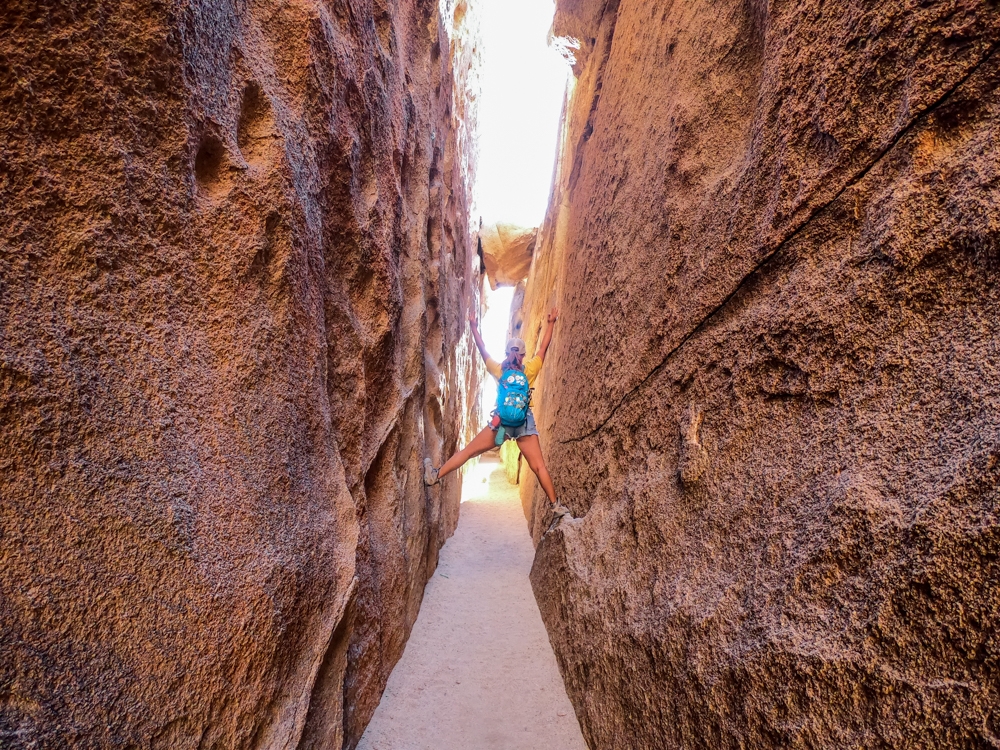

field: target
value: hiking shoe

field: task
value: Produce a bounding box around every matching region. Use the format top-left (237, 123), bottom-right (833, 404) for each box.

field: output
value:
top-left (423, 458), bottom-right (440, 486)
top-left (546, 500), bottom-right (572, 533)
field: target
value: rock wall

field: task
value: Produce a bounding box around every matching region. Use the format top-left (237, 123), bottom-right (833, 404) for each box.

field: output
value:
top-left (0, 1), bottom-right (480, 748)
top-left (523, 0), bottom-right (1000, 747)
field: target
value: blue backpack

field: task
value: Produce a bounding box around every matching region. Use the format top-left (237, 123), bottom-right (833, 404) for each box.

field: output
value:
top-left (496, 367), bottom-right (531, 428)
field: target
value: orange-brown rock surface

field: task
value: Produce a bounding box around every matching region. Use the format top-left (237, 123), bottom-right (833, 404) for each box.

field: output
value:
top-left (523, 0), bottom-right (1000, 747)
top-left (480, 222), bottom-right (537, 289)
top-left (0, 1), bottom-right (479, 747)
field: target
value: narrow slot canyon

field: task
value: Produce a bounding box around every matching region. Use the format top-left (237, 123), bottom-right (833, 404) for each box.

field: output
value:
top-left (357, 456), bottom-right (586, 749)
top-left (2, 0), bottom-right (1000, 749)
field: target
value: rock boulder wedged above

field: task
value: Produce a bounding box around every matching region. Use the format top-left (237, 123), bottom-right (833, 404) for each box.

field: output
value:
top-left (480, 222), bottom-right (537, 289)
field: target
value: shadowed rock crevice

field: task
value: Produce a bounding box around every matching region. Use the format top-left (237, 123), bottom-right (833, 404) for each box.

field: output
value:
top-left (238, 80), bottom-right (279, 168)
top-left (195, 134), bottom-right (232, 196)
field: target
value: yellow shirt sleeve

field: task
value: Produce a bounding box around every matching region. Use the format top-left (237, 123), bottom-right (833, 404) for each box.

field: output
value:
top-left (484, 356), bottom-right (502, 380)
top-left (523, 355), bottom-right (543, 387)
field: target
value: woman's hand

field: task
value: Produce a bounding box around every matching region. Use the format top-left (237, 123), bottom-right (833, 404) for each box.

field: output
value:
top-left (467, 308), bottom-right (487, 362)
top-left (538, 307), bottom-right (559, 361)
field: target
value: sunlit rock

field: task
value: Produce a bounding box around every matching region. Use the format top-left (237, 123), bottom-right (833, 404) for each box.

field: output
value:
top-left (480, 222), bottom-right (537, 289)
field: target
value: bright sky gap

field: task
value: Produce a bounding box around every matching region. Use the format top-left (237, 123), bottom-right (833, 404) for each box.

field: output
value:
top-left (474, 0), bottom-right (569, 375)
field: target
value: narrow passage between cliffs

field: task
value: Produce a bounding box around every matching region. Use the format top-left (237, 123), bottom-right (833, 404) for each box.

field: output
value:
top-left (357, 456), bottom-right (585, 750)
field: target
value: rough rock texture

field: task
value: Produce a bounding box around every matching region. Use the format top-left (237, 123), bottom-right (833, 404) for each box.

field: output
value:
top-left (0, 1), bottom-right (479, 748)
top-left (523, 0), bottom-right (1000, 747)
top-left (480, 222), bottom-right (536, 289)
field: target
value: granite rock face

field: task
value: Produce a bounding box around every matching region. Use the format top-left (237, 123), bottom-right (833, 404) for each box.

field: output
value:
top-left (523, 0), bottom-right (1000, 747)
top-left (0, 1), bottom-right (479, 748)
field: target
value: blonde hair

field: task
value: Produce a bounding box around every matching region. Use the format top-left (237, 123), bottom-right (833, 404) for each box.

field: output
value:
top-left (501, 353), bottom-right (524, 371)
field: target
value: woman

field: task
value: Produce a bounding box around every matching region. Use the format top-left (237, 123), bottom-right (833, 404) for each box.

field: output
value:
top-left (424, 306), bottom-right (570, 525)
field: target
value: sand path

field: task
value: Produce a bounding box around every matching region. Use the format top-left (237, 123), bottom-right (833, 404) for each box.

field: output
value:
top-left (357, 455), bottom-right (587, 750)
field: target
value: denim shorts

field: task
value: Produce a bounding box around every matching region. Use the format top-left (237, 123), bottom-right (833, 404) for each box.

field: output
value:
top-left (494, 408), bottom-right (539, 441)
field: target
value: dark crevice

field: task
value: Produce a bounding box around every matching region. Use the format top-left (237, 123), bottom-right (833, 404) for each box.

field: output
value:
top-left (567, 0), bottom-right (622, 195)
top-left (194, 136), bottom-right (225, 188)
top-left (297, 578), bottom-right (358, 750)
top-left (560, 42), bottom-right (999, 446)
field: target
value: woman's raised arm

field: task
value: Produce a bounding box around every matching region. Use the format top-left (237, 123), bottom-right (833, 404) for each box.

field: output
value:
top-left (468, 309), bottom-right (490, 363)
top-left (537, 307), bottom-right (558, 361)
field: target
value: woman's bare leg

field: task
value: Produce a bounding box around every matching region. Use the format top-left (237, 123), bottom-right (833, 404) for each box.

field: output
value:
top-left (437, 426), bottom-right (498, 479)
top-left (515, 434), bottom-right (557, 504)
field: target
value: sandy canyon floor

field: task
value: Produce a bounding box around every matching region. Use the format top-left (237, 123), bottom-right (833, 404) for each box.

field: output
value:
top-left (357, 456), bottom-right (586, 750)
